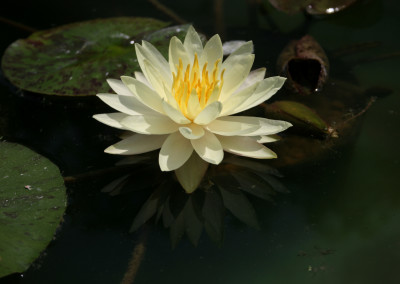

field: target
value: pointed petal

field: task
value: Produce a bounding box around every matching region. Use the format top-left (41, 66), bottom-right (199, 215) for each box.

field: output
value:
top-left (134, 71), bottom-right (151, 87)
top-left (169, 36), bottom-right (190, 74)
top-left (233, 68), bottom-right (266, 94)
top-left (96, 93), bottom-right (144, 115)
top-left (141, 41), bottom-right (172, 85)
top-left (218, 136), bottom-right (277, 159)
top-left (179, 124), bottom-right (205, 140)
top-left (175, 153), bottom-right (208, 193)
top-left (228, 40), bottom-right (253, 56)
top-left (206, 117), bottom-right (258, 136)
top-left (159, 132), bottom-right (193, 171)
top-left (208, 116), bottom-right (292, 136)
top-left (105, 134), bottom-right (167, 155)
top-left (191, 130), bottom-right (223, 164)
top-left (107, 78), bottom-right (133, 96)
top-left (184, 26), bottom-right (203, 61)
top-left (199, 34), bottom-right (223, 73)
top-left (219, 54), bottom-right (255, 101)
top-left (121, 76), bottom-right (164, 114)
top-left (162, 100), bottom-right (191, 124)
top-left (93, 113), bottom-right (129, 130)
top-left (220, 81), bottom-right (260, 116)
top-left (233, 76), bottom-right (286, 113)
top-left (140, 59), bottom-right (168, 98)
top-left (194, 101), bottom-right (222, 125)
top-left (121, 115), bottom-right (179, 135)
top-left (256, 135), bottom-right (280, 143)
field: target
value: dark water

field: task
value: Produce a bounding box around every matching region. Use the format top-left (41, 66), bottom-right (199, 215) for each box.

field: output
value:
top-left (1, 0), bottom-right (400, 283)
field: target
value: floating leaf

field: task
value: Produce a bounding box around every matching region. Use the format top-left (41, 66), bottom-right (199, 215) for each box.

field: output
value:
top-left (1, 18), bottom-right (186, 96)
top-left (219, 185), bottom-right (260, 229)
top-left (267, 0), bottom-right (312, 14)
top-left (263, 100), bottom-right (336, 138)
top-left (0, 141), bottom-right (66, 277)
top-left (276, 35), bottom-right (329, 95)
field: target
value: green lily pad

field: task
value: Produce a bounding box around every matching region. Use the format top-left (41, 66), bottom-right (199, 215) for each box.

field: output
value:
top-left (0, 141), bottom-right (67, 277)
top-left (1, 17), bottom-right (178, 96)
top-left (267, 0), bottom-right (358, 14)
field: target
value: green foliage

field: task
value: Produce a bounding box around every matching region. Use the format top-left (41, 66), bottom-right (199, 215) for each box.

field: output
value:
top-left (0, 141), bottom-right (66, 277)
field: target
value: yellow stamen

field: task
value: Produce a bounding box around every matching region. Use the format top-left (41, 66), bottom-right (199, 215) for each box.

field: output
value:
top-left (171, 53), bottom-right (225, 120)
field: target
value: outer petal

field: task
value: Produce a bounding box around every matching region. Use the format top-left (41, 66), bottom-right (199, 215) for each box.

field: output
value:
top-left (232, 76), bottom-right (286, 114)
top-left (232, 68), bottom-right (266, 95)
top-left (107, 78), bottom-right (133, 96)
top-left (194, 101), bottom-right (222, 125)
top-left (191, 130), bottom-right (223, 164)
top-left (134, 71), bottom-right (151, 87)
top-left (255, 135), bottom-right (280, 143)
top-left (219, 81), bottom-right (260, 116)
top-left (209, 116), bottom-right (292, 136)
top-left (184, 26), bottom-right (203, 61)
top-left (179, 124), bottom-right (205, 140)
top-left (175, 153), bottom-right (209, 193)
top-left (206, 118), bottom-right (258, 136)
top-left (159, 132), bottom-right (193, 171)
top-left (96, 94), bottom-right (147, 115)
top-left (105, 134), bottom-right (167, 155)
top-left (141, 41), bottom-right (172, 84)
top-left (93, 113), bottom-right (129, 130)
top-left (218, 136), bottom-right (277, 159)
top-left (226, 40), bottom-right (253, 57)
top-left (219, 54), bottom-right (255, 101)
top-left (121, 76), bottom-right (164, 114)
top-left (121, 115), bottom-right (180, 135)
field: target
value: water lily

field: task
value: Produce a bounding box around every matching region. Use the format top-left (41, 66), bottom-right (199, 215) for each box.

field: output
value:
top-left (93, 26), bottom-right (292, 193)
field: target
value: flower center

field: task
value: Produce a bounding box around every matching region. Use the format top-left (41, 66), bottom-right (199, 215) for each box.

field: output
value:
top-left (172, 54), bottom-right (225, 119)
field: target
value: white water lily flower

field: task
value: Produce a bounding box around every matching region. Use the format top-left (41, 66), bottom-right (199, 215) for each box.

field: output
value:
top-left (93, 26), bottom-right (292, 193)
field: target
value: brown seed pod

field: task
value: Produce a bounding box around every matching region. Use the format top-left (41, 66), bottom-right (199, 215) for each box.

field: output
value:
top-left (276, 35), bottom-right (329, 95)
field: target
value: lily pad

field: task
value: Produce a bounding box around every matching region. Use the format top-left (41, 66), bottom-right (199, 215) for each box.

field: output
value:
top-left (0, 141), bottom-right (66, 277)
top-left (267, 0), bottom-right (358, 14)
top-left (1, 17), bottom-right (178, 96)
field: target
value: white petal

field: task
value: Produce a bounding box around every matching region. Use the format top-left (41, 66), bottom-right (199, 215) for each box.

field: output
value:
top-left (175, 153), bottom-right (208, 193)
top-left (219, 116), bottom-right (291, 136)
top-left (256, 135), bottom-right (280, 143)
top-left (105, 134), bottom-right (167, 155)
top-left (179, 124), bottom-right (205, 139)
top-left (191, 130), bottom-right (223, 164)
top-left (186, 89), bottom-right (202, 120)
top-left (218, 136), bottom-right (277, 159)
top-left (222, 40), bottom-right (248, 56)
top-left (220, 81), bottom-right (260, 116)
top-left (199, 34), bottom-right (223, 73)
top-left (97, 93), bottom-right (144, 115)
top-left (140, 59), bottom-right (168, 98)
top-left (184, 26), bottom-right (203, 61)
top-left (159, 132), bottom-right (193, 171)
top-left (233, 76), bottom-right (286, 114)
top-left (162, 100), bottom-right (191, 124)
top-left (169, 36), bottom-right (191, 74)
top-left (107, 78), bottom-right (133, 96)
top-left (219, 54), bottom-right (255, 101)
top-left (134, 71), bottom-right (151, 87)
top-left (233, 68), bottom-right (266, 94)
top-left (121, 115), bottom-right (179, 135)
top-left (206, 117), bottom-right (259, 136)
top-left (194, 101), bottom-right (222, 125)
top-left (141, 41), bottom-right (172, 85)
top-left (93, 113), bottom-right (129, 130)
top-left (118, 94), bottom-right (157, 116)
top-left (225, 40), bottom-right (253, 56)
top-left (121, 76), bottom-right (164, 114)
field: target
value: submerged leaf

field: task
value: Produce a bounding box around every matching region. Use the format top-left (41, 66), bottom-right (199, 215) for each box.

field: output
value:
top-left (1, 18), bottom-right (189, 96)
top-left (219, 185), bottom-right (260, 229)
top-left (0, 141), bottom-right (66, 277)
